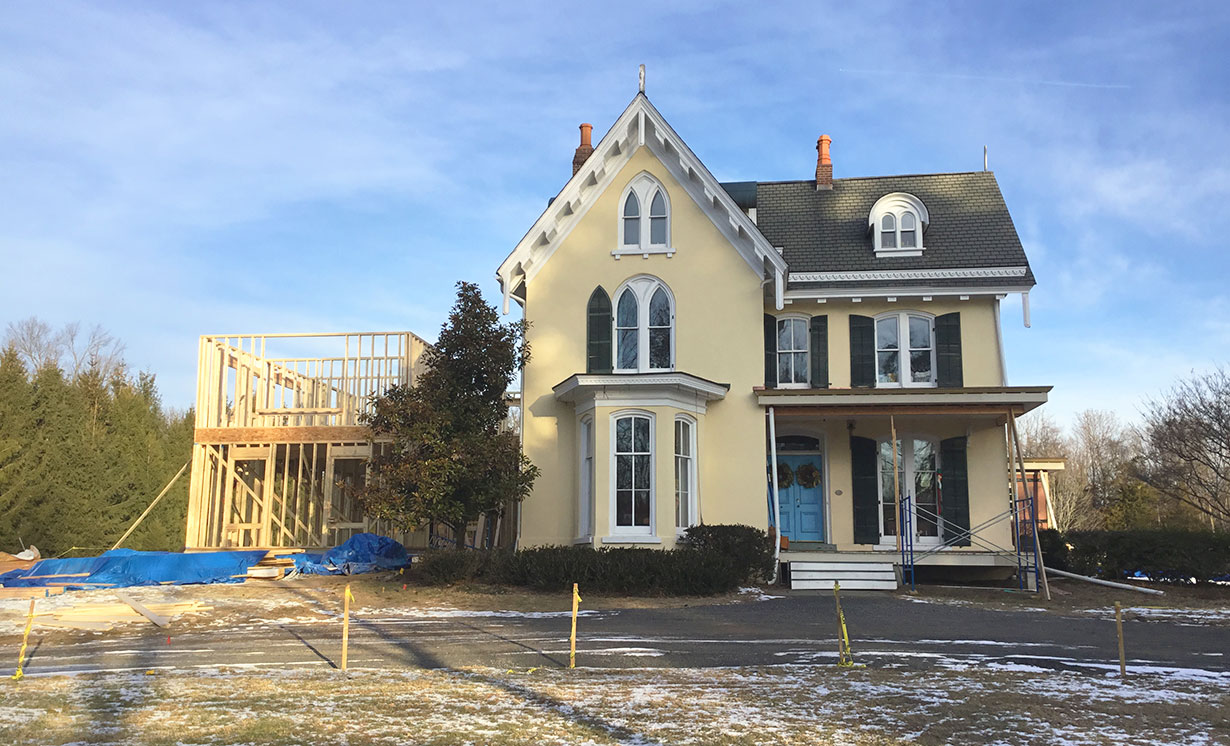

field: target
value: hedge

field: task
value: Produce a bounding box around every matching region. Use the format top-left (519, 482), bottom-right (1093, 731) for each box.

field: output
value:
top-left (411, 524), bottom-right (774, 595)
top-left (1039, 528), bottom-right (1230, 584)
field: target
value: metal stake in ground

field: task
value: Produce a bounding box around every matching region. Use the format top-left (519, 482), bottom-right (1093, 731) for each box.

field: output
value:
top-left (11, 598), bottom-right (35, 680)
top-left (341, 584), bottom-right (354, 672)
top-left (1115, 601), bottom-right (1127, 678)
top-left (833, 581), bottom-right (854, 667)
top-left (570, 583), bottom-right (582, 669)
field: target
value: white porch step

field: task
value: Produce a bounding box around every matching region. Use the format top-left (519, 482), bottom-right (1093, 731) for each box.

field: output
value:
top-left (791, 578), bottom-right (899, 591)
top-left (788, 560), bottom-right (898, 591)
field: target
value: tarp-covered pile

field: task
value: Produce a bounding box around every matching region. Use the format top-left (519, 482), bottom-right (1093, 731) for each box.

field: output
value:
top-left (0, 533), bottom-right (410, 590)
top-left (294, 533), bottom-right (410, 576)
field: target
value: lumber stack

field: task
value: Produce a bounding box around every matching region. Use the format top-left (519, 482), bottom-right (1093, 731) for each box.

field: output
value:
top-left (26, 600), bottom-right (213, 632)
top-left (240, 548), bottom-right (303, 581)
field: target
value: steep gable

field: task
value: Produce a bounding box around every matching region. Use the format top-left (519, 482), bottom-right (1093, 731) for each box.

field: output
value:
top-left (496, 93), bottom-right (788, 313)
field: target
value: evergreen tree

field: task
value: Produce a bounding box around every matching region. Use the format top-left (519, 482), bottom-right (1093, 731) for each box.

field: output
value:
top-left (0, 320), bottom-right (193, 555)
top-left (360, 282), bottom-right (538, 538)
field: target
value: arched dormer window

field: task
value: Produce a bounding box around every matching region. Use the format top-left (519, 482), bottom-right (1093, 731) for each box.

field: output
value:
top-left (614, 173), bottom-right (673, 258)
top-left (869, 192), bottom-right (929, 257)
top-left (613, 276), bottom-right (674, 372)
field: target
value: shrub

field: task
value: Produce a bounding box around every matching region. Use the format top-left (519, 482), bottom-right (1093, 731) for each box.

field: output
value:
top-left (410, 525), bottom-right (774, 595)
top-left (412, 549), bottom-right (490, 585)
top-left (1055, 529), bottom-right (1230, 583)
top-left (678, 524), bottom-right (774, 584)
top-left (1037, 528), bottom-right (1069, 572)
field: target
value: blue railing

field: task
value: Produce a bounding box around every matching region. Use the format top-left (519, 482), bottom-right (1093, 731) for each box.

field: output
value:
top-left (898, 494), bottom-right (915, 590)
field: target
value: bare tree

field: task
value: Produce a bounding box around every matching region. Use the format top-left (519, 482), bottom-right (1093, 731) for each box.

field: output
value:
top-left (61, 323), bottom-right (125, 381)
top-left (4, 317), bottom-right (64, 372)
top-left (3, 318), bottom-right (126, 382)
top-left (1138, 368), bottom-right (1230, 530)
top-left (1016, 410), bottom-right (1067, 458)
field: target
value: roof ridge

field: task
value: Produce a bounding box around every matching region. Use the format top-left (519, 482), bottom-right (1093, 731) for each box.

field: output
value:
top-left (747, 171), bottom-right (996, 186)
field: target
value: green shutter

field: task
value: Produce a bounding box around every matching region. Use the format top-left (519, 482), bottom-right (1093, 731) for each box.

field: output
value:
top-left (851, 435), bottom-right (879, 544)
top-left (940, 436), bottom-right (971, 547)
top-left (849, 315), bottom-right (875, 388)
top-left (764, 314), bottom-right (777, 388)
top-left (809, 315), bottom-right (828, 389)
top-left (586, 288), bottom-right (612, 374)
top-left (935, 312), bottom-right (963, 387)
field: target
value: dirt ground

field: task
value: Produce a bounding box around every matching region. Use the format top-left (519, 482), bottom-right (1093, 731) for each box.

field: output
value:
top-left (0, 573), bottom-right (1225, 639)
top-left (0, 575), bottom-right (1225, 744)
top-left (0, 663), bottom-right (1224, 745)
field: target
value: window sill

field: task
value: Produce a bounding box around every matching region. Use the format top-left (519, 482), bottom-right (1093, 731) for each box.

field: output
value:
top-left (600, 535), bottom-right (663, 545)
top-left (874, 247), bottom-right (924, 258)
top-left (612, 246), bottom-right (675, 260)
top-left (874, 382), bottom-right (938, 389)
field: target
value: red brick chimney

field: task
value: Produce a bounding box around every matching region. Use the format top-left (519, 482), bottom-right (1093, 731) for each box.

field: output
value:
top-left (816, 134), bottom-right (832, 190)
top-left (572, 123), bottom-right (594, 176)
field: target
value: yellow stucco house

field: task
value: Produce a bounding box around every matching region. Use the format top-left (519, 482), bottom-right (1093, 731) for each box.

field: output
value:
top-left (496, 89), bottom-right (1049, 589)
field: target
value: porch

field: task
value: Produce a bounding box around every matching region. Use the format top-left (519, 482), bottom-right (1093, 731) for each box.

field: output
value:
top-left (760, 386), bottom-right (1051, 589)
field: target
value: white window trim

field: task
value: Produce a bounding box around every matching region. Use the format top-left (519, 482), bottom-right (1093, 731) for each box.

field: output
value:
top-left (674, 415), bottom-right (699, 534)
top-left (774, 313), bottom-right (811, 389)
top-left (869, 192), bottom-right (929, 258)
top-left (875, 435), bottom-right (943, 547)
top-left (874, 311), bottom-right (937, 389)
top-left (613, 172), bottom-right (674, 259)
top-left (613, 276), bottom-right (675, 374)
top-left (578, 415), bottom-right (595, 541)
top-left (608, 409), bottom-right (656, 537)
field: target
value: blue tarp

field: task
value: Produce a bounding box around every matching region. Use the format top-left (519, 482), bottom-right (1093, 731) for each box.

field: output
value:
top-left (294, 533), bottom-right (409, 576)
top-left (0, 548), bottom-right (269, 589)
top-left (0, 533), bottom-right (410, 589)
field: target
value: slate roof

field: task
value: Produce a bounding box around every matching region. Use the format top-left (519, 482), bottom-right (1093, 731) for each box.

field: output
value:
top-left (721, 172), bottom-right (1035, 291)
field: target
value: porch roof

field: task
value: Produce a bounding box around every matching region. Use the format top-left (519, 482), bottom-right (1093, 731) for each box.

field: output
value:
top-left (756, 385), bottom-right (1050, 417)
top-left (554, 371), bottom-right (730, 410)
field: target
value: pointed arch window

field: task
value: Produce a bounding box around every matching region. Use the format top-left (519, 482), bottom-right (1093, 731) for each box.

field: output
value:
top-left (615, 173), bottom-right (673, 257)
top-left (613, 276), bottom-right (674, 373)
top-left (622, 193), bottom-right (640, 246)
top-left (616, 289), bottom-right (639, 370)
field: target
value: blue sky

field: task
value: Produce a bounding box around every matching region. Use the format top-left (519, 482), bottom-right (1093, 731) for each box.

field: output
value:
top-left (2, 2), bottom-right (1227, 425)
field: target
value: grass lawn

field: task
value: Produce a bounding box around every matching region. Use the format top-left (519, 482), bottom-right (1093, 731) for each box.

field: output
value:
top-left (0, 663), bottom-right (1225, 745)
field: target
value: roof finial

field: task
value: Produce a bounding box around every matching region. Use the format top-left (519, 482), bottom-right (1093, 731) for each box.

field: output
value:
top-left (638, 64), bottom-right (645, 94)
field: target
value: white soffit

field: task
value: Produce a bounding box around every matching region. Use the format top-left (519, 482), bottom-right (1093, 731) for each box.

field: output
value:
top-left (496, 93), bottom-right (787, 312)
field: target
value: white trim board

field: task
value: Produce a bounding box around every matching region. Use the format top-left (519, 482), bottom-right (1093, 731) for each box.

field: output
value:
top-left (788, 267), bottom-right (1027, 283)
top-left (496, 93), bottom-right (788, 313)
top-left (783, 285), bottom-right (1034, 302)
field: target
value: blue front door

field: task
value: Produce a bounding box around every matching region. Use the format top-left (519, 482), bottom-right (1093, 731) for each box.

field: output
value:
top-left (776, 453), bottom-right (825, 542)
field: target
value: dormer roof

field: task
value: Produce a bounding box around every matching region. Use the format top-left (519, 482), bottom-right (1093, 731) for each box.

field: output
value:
top-left (725, 171), bottom-right (1035, 293)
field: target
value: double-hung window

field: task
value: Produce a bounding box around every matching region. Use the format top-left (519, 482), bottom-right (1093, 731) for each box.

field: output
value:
top-left (614, 413), bottom-right (653, 532)
top-left (875, 312), bottom-right (935, 386)
top-left (674, 418), bottom-right (696, 530)
top-left (578, 417), bottom-right (594, 538)
top-left (776, 317), bottom-right (809, 387)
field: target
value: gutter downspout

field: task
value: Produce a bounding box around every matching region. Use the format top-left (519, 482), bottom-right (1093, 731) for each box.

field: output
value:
top-left (994, 296), bottom-right (1008, 386)
top-left (768, 407), bottom-right (783, 584)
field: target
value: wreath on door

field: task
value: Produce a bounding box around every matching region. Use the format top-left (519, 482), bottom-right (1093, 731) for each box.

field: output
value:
top-left (797, 463), bottom-right (822, 489)
top-left (775, 462), bottom-right (794, 488)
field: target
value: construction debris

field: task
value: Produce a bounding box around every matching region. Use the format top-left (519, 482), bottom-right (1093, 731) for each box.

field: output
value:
top-left (0, 598), bottom-right (212, 632)
top-left (241, 548), bottom-right (303, 581)
top-left (0, 546), bottom-right (40, 575)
